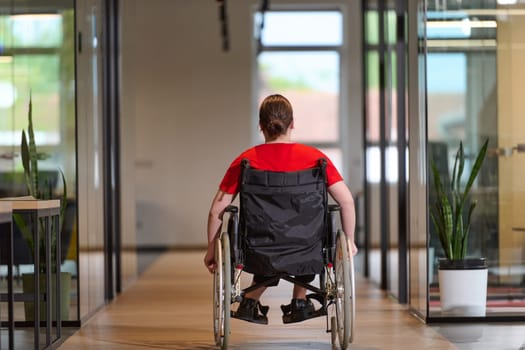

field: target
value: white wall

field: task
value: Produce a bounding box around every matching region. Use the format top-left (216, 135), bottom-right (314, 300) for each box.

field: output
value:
top-left (119, 0), bottom-right (138, 286)
top-left (120, 0), bottom-right (363, 247)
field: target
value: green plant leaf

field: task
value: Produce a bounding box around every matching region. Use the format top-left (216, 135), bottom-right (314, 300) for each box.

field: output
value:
top-left (431, 159), bottom-right (453, 259)
top-left (431, 211), bottom-right (451, 260)
top-left (453, 210), bottom-right (464, 259)
top-left (441, 193), bottom-right (453, 258)
top-left (59, 168), bottom-right (67, 230)
top-left (461, 201), bottom-right (477, 257)
top-left (455, 142), bottom-right (465, 194)
top-left (451, 148), bottom-right (458, 194)
top-left (430, 139), bottom-right (488, 261)
top-left (17, 93), bottom-right (69, 273)
top-left (462, 139), bottom-right (489, 203)
top-left (27, 94), bottom-right (39, 197)
top-left (430, 160), bottom-right (445, 198)
top-left (21, 130), bottom-right (33, 195)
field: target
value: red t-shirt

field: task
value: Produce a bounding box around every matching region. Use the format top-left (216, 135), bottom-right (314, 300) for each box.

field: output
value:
top-left (219, 143), bottom-right (343, 194)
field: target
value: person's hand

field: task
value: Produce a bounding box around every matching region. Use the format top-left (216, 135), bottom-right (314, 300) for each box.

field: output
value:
top-left (348, 238), bottom-right (358, 256)
top-left (204, 242), bottom-right (216, 273)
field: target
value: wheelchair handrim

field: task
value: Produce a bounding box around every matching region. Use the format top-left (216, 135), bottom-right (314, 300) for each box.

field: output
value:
top-left (213, 240), bottom-right (223, 345)
top-left (335, 232), bottom-right (351, 349)
top-left (213, 234), bottom-right (231, 349)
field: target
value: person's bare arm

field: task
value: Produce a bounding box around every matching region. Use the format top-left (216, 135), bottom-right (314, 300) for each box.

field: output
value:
top-left (328, 181), bottom-right (358, 255)
top-left (204, 190), bottom-right (234, 273)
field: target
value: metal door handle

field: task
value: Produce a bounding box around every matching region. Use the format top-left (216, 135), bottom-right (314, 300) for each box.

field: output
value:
top-left (492, 144), bottom-right (525, 157)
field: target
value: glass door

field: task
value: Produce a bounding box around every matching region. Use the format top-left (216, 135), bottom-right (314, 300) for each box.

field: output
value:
top-left (425, 0), bottom-right (525, 319)
top-left (0, 1), bottom-right (78, 345)
top-left (364, 0), bottom-right (409, 302)
top-left (493, 2), bottom-right (525, 318)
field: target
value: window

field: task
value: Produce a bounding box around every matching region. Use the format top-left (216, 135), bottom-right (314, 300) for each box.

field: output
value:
top-left (254, 10), bottom-right (344, 173)
top-left (0, 13), bottom-right (72, 147)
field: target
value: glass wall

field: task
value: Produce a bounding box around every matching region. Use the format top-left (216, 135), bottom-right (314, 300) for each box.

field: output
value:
top-left (0, 0), bottom-right (78, 330)
top-left (363, 0), bottom-right (408, 302)
top-left (75, 0), bottom-right (109, 321)
top-left (408, 0), bottom-right (429, 320)
top-left (423, 0), bottom-right (525, 320)
top-left (364, 7), bottom-right (382, 286)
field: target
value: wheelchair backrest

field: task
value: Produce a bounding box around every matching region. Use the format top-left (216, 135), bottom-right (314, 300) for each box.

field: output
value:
top-left (239, 159), bottom-right (328, 276)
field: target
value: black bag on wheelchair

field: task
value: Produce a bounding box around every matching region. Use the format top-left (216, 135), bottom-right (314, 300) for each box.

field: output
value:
top-left (239, 159), bottom-right (328, 277)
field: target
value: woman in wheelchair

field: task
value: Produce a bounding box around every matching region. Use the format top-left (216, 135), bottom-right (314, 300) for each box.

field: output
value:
top-left (204, 94), bottom-right (357, 325)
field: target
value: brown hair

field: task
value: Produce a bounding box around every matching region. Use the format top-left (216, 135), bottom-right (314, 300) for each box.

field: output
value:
top-left (259, 94), bottom-right (293, 140)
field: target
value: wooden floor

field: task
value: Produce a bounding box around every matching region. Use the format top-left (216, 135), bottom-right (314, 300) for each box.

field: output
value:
top-left (59, 251), bottom-right (459, 350)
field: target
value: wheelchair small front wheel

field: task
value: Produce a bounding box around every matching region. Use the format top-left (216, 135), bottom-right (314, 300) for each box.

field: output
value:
top-left (334, 230), bottom-right (355, 349)
top-left (213, 233), bottom-right (232, 349)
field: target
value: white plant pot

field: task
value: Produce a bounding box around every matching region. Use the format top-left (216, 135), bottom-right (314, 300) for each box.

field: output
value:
top-left (438, 259), bottom-right (488, 317)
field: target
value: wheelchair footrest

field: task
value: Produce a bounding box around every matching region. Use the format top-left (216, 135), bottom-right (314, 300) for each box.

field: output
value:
top-left (281, 298), bottom-right (326, 324)
top-left (231, 298), bottom-right (269, 325)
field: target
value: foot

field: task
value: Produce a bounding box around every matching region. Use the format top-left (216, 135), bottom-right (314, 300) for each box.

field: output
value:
top-left (281, 298), bottom-right (317, 324)
top-left (232, 297), bottom-right (269, 325)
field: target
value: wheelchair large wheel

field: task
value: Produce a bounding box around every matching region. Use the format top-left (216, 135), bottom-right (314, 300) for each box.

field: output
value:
top-left (333, 230), bottom-right (355, 349)
top-left (213, 233), bottom-right (231, 349)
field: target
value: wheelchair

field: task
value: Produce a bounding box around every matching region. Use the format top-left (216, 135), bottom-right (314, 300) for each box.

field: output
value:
top-left (213, 159), bottom-right (355, 349)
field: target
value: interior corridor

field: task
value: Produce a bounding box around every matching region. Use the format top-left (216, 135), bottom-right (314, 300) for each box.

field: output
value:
top-left (55, 251), bottom-right (524, 350)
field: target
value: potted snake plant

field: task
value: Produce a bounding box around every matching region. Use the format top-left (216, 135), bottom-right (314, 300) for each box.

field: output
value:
top-left (12, 95), bottom-right (71, 321)
top-left (430, 139), bottom-right (489, 316)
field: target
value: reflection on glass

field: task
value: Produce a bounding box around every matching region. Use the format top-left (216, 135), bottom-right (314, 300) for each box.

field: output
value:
top-left (366, 51), bottom-right (380, 142)
top-left (0, 3), bottom-right (77, 323)
top-left (427, 53), bottom-right (466, 144)
top-left (426, 2), bottom-right (525, 318)
top-left (1, 56), bottom-right (61, 146)
top-left (365, 11), bottom-right (379, 45)
top-left (365, 11), bottom-right (398, 46)
top-left (10, 14), bottom-right (63, 47)
top-left (364, 10), bottom-right (382, 287)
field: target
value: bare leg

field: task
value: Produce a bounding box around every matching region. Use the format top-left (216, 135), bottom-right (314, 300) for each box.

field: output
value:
top-left (282, 285), bottom-right (315, 324)
top-left (244, 284), bottom-right (267, 301)
top-left (234, 281), bottom-right (269, 324)
top-left (292, 285), bottom-right (307, 300)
